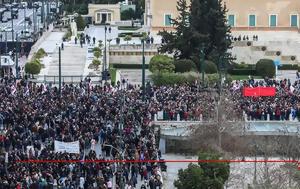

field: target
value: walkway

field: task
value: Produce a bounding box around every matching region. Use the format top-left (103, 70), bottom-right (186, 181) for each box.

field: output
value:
top-left (45, 45), bottom-right (87, 82)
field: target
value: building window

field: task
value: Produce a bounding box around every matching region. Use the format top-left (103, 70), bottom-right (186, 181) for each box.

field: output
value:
top-left (108, 13), bottom-right (112, 22)
top-left (270, 15), bottom-right (277, 27)
top-left (291, 15), bottom-right (298, 27)
top-left (96, 13), bottom-right (101, 23)
top-left (164, 14), bottom-right (172, 26)
top-left (249, 15), bottom-right (256, 27)
top-left (228, 14), bottom-right (235, 27)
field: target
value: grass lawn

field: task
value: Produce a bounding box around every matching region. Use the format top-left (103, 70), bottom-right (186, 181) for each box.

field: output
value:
top-left (109, 68), bottom-right (117, 84)
top-left (231, 75), bottom-right (262, 80)
top-left (118, 26), bottom-right (141, 31)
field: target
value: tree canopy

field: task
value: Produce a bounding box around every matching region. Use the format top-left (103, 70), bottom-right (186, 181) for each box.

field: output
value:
top-left (174, 150), bottom-right (230, 189)
top-left (149, 55), bottom-right (175, 73)
top-left (159, 0), bottom-right (232, 67)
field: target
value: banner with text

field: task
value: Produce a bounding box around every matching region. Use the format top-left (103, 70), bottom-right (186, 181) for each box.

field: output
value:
top-left (243, 87), bottom-right (276, 97)
top-left (54, 140), bottom-right (80, 154)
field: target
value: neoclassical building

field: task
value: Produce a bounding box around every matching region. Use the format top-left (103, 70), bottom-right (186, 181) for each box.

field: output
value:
top-left (145, 0), bottom-right (300, 33)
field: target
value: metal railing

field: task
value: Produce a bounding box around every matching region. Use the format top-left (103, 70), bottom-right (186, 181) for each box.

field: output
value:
top-left (30, 75), bottom-right (102, 84)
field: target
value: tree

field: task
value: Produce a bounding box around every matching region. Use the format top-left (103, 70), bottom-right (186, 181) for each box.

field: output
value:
top-left (25, 61), bottom-right (41, 78)
top-left (159, 0), bottom-right (232, 66)
top-left (174, 150), bottom-right (230, 189)
top-left (190, 0), bottom-right (232, 63)
top-left (256, 59), bottom-right (275, 78)
top-left (124, 35), bottom-right (132, 44)
top-left (173, 59), bottom-right (197, 73)
top-left (92, 59), bottom-right (101, 70)
top-left (93, 50), bottom-right (102, 59)
top-left (76, 15), bottom-right (86, 31)
top-left (121, 8), bottom-right (136, 20)
top-left (149, 55), bottom-right (175, 73)
top-left (159, 0), bottom-right (192, 59)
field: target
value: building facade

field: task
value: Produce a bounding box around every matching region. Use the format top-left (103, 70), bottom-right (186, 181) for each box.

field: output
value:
top-left (145, 0), bottom-right (300, 33)
top-left (88, 4), bottom-right (121, 25)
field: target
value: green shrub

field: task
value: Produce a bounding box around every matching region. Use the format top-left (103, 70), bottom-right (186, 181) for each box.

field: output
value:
top-left (33, 48), bottom-right (47, 60)
top-left (256, 59), bottom-right (275, 78)
top-left (173, 59), bottom-right (197, 73)
top-left (278, 64), bottom-right (299, 70)
top-left (93, 47), bottom-right (101, 52)
top-left (75, 15), bottom-right (86, 31)
top-left (150, 72), bottom-right (200, 86)
top-left (92, 59), bottom-right (101, 70)
top-left (25, 61), bottom-right (41, 76)
top-left (149, 55), bottom-right (174, 73)
top-left (204, 60), bottom-right (218, 74)
top-left (112, 64), bottom-right (149, 69)
top-left (93, 51), bottom-right (101, 59)
top-left (227, 69), bottom-right (256, 75)
top-left (124, 35), bottom-right (132, 44)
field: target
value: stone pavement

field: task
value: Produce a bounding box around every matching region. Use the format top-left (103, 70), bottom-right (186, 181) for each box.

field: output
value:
top-left (117, 69), bottom-right (151, 86)
top-left (46, 45), bottom-right (87, 81)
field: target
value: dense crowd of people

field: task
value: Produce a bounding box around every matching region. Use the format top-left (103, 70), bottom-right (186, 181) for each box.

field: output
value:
top-left (0, 77), bottom-right (165, 189)
top-left (230, 76), bottom-right (300, 121)
top-left (1, 73), bottom-right (300, 188)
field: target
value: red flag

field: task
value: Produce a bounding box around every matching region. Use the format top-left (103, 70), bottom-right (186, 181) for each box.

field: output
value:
top-left (243, 87), bottom-right (276, 97)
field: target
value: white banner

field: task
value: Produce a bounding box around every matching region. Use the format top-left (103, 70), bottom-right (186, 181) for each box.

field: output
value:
top-left (54, 140), bottom-right (80, 154)
top-left (157, 111), bottom-right (164, 120)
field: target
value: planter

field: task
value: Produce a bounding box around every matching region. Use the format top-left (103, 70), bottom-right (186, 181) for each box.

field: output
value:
top-left (247, 41), bottom-right (252, 46)
top-left (291, 56), bottom-right (296, 61)
top-left (276, 51), bottom-right (281, 56)
top-left (261, 46), bottom-right (266, 51)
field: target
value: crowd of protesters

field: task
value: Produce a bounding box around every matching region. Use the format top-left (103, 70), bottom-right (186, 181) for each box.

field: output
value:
top-left (1, 72), bottom-right (300, 188)
top-left (230, 76), bottom-right (300, 121)
top-left (0, 76), bottom-right (166, 189)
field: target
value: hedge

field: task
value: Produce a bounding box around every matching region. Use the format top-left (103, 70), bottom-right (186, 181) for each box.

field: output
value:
top-left (173, 59), bottom-right (197, 73)
top-left (256, 59), bottom-right (275, 78)
top-left (227, 69), bottom-right (256, 75)
top-left (112, 64), bottom-right (149, 69)
top-left (150, 72), bottom-right (200, 86)
top-left (278, 64), bottom-right (299, 70)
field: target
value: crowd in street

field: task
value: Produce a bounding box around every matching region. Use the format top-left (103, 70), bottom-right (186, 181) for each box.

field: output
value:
top-left (230, 76), bottom-right (300, 121)
top-left (0, 77), bottom-right (165, 189)
top-left (2, 73), bottom-right (300, 188)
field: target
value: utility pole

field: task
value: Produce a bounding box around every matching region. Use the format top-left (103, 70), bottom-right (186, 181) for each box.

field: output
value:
top-left (41, 0), bottom-right (45, 25)
top-left (24, 7), bottom-right (26, 37)
top-left (58, 47), bottom-right (61, 95)
top-left (142, 39), bottom-right (145, 101)
top-left (11, 8), bottom-right (14, 42)
top-left (15, 34), bottom-right (19, 78)
top-left (200, 44), bottom-right (205, 86)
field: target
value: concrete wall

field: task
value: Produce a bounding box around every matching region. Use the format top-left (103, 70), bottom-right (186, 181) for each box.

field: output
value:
top-left (109, 44), bottom-right (159, 64)
top-left (148, 0), bottom-right (300, 33)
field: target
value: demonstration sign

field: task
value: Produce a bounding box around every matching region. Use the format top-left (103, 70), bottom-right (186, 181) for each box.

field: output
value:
top-left (54, 140), bottom-right (80, 154)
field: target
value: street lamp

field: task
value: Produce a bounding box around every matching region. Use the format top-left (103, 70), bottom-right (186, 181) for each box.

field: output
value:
top-left (200, 44), bottom-right (205, 86)
top-left (141, 39), bottom-right (145, 101)
top-left (102, 25), bottom-right (111, 81)
top-left (10, 8), bottom-right (14, 42)
top-left (15, 33), bottom-right (19, 78)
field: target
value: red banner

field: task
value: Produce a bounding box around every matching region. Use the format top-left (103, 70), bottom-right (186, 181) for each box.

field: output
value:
top-left (243, 87), bottom-right (276, 97)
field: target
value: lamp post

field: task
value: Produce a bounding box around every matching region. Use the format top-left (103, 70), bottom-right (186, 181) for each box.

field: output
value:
top-left (10, 8), bottom-right (14, 42)
top-left (200, 44), bottom-right (205, 86)
top-left (141, 39), bottom-right (145, 101)
top-left (15, 33), bottom-right (19, 78)
top-left (58, 46), bottom-right (62, 95)
top-left (103, 25), bottom-right (111, 81)
top-left (24, 6), bottom-right (26, 37)
top-left (5, 32), bottom-right (7, 54)
top-left (41, 0), bottom-right (45, 26)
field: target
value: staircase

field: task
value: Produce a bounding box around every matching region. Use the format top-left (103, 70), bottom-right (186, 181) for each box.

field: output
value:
top-left (231, 31), bottom-right (300, 65)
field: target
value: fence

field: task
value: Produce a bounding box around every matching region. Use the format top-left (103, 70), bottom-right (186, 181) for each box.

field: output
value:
top-left (31, 75), bottom-right (102, 84)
